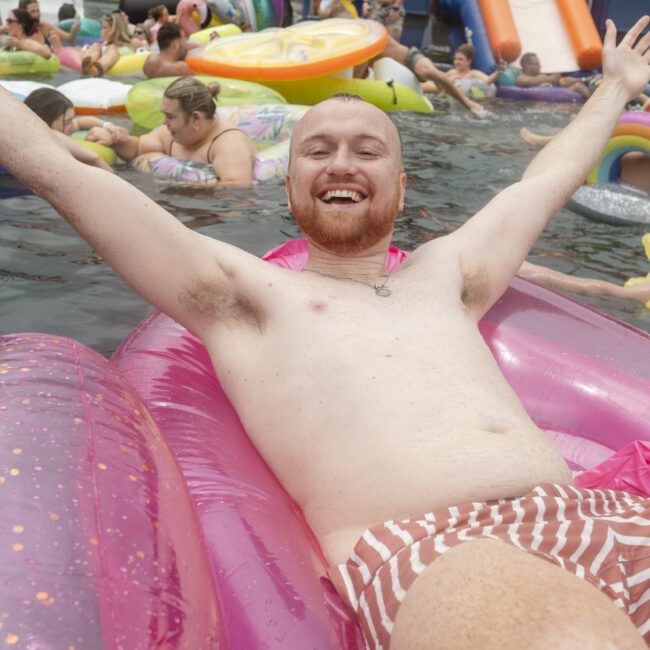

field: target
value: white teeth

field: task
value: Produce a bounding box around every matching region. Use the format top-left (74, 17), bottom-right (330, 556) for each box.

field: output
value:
top-left (321, 189), bottom-right (363, 203)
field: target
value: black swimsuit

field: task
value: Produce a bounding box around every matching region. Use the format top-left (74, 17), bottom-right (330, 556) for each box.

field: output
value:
top-left (168, 128), bottom-right (244, 163)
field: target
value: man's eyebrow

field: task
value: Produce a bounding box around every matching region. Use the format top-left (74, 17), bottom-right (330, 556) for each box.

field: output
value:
top-left (298, 133), bottom-right (389, 148)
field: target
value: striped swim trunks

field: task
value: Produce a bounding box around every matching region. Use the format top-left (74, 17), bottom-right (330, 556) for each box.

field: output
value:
top-left (328, 483), bottom-right (650, 650)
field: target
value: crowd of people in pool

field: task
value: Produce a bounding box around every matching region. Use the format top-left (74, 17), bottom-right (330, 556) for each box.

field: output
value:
top-left (0, 0), bottom-right (649, 306)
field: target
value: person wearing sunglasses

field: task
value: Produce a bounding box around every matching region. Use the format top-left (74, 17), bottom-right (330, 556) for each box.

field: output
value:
top-left (2, 8), bottom-right (52, 58)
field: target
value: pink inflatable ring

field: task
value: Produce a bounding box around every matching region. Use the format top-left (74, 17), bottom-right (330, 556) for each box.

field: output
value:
top-left (1, 240), bottom-right (650, 647)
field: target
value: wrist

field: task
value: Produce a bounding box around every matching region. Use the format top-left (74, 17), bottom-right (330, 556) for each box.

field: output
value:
top-left (595, 77), bottom-right (632, 105)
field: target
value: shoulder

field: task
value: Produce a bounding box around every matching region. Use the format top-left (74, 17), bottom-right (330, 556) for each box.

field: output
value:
top-left (151, 125), bottom-right (172, 145)
top-left (143, 52), bottom-right (160, 72)
top-left (215, 128), bottom-right (255, 148)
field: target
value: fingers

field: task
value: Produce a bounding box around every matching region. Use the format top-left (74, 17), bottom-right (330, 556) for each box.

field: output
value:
top-left (634, 27), bottom-right (650, 57)
top-left (621, 15), bottom-right (650, 48)
top-left (603, 18), bottom-right (616, 50)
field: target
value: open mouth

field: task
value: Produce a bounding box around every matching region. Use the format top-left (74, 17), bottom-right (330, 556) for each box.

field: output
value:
top-left (319, 189), bottom-right (366, 205)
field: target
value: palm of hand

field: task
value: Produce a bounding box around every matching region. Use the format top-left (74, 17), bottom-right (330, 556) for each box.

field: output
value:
top-left (603, 18), bottom-right (650, 99)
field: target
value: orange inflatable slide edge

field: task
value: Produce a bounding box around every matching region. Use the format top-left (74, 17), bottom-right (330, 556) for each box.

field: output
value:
top-left (555, 0), bottom-right (602, 70)
top-left (477, 0), bottom-right (520, 63)
top-left (477, 0), bottom-right (602, 70)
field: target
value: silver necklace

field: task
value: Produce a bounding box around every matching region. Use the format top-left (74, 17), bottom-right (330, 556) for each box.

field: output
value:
top-left (374, 279), bottom-right (391, 297)
top-left (305, 269), bottom-right (392, 297)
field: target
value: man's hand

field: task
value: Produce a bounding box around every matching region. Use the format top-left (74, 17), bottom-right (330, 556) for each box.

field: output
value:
top-left (602, 16), bottom-right (650, 100)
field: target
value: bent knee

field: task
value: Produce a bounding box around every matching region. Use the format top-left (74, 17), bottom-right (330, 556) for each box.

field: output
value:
top-left (391, 539), bottom-right (644, 650)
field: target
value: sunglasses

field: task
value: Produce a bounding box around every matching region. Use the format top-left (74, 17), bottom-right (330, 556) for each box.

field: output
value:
top-left (5, 17), bottom-right (18, 23)
top-left (134, 29), bottom-right (144, 35)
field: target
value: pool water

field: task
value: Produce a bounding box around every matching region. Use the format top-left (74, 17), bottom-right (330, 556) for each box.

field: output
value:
top-left (1, 20), bottom-right (649, 354)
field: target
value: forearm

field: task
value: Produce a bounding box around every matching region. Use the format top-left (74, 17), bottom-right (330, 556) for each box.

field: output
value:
top-left (52, 25), bottom-right (77, 42)
top-left (517, 74), bottom-right (556, 87)
top-left (75, 116), bottom-right (105, 130)
top-left (113, 135), bottom-right (145, 162)
top-left (19, 38), bottom-right (51, 58)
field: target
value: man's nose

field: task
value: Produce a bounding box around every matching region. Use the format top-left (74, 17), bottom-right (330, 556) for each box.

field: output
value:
top-left (326, 147), bottom-right (357, 175)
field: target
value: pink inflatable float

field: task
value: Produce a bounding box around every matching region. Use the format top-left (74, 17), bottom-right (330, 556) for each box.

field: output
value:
top-left (2, 239), bottom-right (650, 647)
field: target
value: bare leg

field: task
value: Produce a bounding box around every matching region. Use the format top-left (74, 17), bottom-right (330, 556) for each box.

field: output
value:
top-left (520, 127), bottom-right (556, 147)
top-left (370, 36), bottom-right (485, 117)
top-left (95, 43), bottom-right (120, 74)
top-left (392, 539), bottom-right (645, 650)
top-left (81, 42), bottom-right (102, 75)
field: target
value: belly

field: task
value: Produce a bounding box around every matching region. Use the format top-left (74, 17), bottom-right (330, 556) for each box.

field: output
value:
top-left (297, 423), bottom-right (572, 565)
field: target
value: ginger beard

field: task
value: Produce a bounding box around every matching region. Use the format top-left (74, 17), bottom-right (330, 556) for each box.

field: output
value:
top-left (288, 177), bottom-right (402, 255)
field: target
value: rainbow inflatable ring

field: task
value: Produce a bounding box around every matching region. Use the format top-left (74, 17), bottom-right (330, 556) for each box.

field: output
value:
top-left (587, 111), bottom-right (650, 185)
top-left (2, 239), bottom-right (650, 647)
top-left (132, 103), bottom-right (308, 183)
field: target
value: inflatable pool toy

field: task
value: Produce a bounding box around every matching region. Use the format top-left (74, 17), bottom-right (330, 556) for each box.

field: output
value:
top-left (126, 75), bottom-right (287, 130)
top-left (624, 233), bottom-right (650, 310)
top-left (496, 85), bottom-right (584, 103)
top-left (57, 46), bottom-right (149, 77)
top-left (56, 17), bottom-right (102, 41)
top-left (587, 112), bottom-right (650, 186)
top-left (71, 131), bottom-right (118, 165)
top-left (3, 241), bottom-right (650, 646)
top-left (0, 50), bottom-right (60, 76)
top-left (260, 59), bottom-right (433, 113)
top-left (0, 79), bottom-right (52, 100)
top-left (262, 73), bottom-right (433, 113)
top-left (188, 23), bottom-right (242, 44)
top-left (131, 103), bottom-right (308, 182)
top-left (57, 79), bottom-right (132, 114)
top-left (453, 77), bottom-right (496, 100)
top-left (186, 18), bottom-right (388, 81)
top-left (565, 112), bottom-right (650, 226)
top-left (567, 184), bottom-right (650, 227)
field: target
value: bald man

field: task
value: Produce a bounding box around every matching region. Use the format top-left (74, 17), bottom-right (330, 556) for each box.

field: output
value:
top-left (1, 16), bottom-right (650, 650)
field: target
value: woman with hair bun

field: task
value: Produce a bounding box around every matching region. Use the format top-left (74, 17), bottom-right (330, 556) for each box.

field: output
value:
top-left (87, 77), bottom-right (256, 185)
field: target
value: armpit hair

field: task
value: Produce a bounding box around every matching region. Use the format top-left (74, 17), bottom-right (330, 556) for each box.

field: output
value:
top-left (179, 269), bottom-right (265, 333)
top-left (460, 263), bottom-right (490, 309)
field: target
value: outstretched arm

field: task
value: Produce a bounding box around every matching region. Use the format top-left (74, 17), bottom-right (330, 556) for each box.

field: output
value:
top-left (0, 86), bottom-right (268, 339)
top-left (439, 16), bottom-right (650, 319)
top-left (518, 261), bottom-right (650, 306)
top-left (86, 124), bottom-right (167, 161)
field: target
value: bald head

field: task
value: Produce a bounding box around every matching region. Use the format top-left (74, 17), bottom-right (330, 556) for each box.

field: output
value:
top-left (289, 96), bottom-right (404, 170)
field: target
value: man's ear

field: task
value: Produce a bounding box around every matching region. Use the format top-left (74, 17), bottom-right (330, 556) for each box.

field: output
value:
top-left (397, 171), bottom-right (406, 212)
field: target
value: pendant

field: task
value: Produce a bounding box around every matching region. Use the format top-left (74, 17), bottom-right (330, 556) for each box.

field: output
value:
top-left (374, 284), bottom-right (392, 297)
